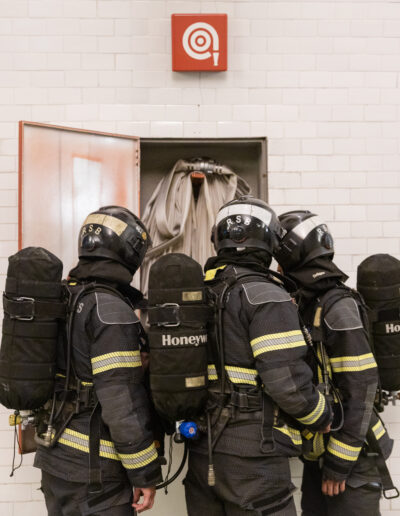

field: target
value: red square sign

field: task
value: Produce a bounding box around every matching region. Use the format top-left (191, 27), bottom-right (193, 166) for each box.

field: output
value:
top-left (172, 14), bottom-right (227, 71)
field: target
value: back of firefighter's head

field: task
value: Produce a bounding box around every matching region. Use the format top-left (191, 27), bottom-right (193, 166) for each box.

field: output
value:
top-left (78, 205), bottom-right (151, 275)
top-left (212, 196), bottom-right (283, 258)
top-left (274, 210), bottom-right (334, 273)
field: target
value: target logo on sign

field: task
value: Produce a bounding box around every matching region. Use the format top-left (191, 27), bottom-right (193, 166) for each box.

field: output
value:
top-left (172, 14), bottom-right (227, 71)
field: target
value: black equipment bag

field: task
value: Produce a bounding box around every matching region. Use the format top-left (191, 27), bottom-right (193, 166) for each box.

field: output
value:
top-left (147, 253), bottom-right (211, 422)
top-left (357, 254), bottom-right (400, 392)
top-left (0, 247), bottom-right (67, 410)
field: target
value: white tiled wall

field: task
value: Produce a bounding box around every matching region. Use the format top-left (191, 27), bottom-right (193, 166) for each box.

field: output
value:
top-left (0, 0), bottom-right (399, 513)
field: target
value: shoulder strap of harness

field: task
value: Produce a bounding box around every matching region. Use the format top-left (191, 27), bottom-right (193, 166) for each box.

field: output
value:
top-left (210, 269), bottom-right (278, 381)
top-left (366, 411), bottom-right (399, 500)
top-left (206, 269), bottom-right (292, 481)
top-left (312, 284), bottom-right (372, 356)
top-left (73, 282), bottom-right (134, 495)
top-left (306, 285), bottom-right (354, 432)
top-left (311, 284), bottom-right (351, 342)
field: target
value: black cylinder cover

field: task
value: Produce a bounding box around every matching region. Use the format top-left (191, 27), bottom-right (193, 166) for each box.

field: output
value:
top-left (0, 247), bottom-right (64, 410)
top-left (357, 254), bottom-right (400, 391)
top-left (147, 253), bottom-right (210, 422)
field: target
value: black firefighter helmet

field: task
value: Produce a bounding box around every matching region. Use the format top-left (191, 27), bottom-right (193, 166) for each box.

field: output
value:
top-left (275, 210), bottom-right (334, 272)
top-left (212, 196), bottom-right (284, 255)
top-left (78, 205), bottom-right (151, 275)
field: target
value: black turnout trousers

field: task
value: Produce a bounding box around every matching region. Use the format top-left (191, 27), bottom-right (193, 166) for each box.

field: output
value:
top-left (41, 471), bottom-right (135, 516)
top-left (301, 459), bottom-right (382, 516)
top-left (185, 451), bottom-right (297, 516)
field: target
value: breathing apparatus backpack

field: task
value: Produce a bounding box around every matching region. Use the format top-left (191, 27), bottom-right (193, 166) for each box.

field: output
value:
top-left (357, 254), bottom-right (400, 394)
top-left (147, 253), bottom-right (212, 423)
top-left (0, 247), bottom-right (125, 453)
top-left (0, 247), bottom-right (67, 411)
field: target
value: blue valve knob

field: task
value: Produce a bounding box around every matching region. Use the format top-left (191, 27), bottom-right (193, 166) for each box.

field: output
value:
top-left (179, 421), bottom-right (198, 439)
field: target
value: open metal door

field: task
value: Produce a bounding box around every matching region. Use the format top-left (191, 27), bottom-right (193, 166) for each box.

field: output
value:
top-left (19, 122), bottom-right (140, 276)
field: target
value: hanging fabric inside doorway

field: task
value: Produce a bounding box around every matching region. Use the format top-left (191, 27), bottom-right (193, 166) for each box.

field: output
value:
top-left (140, 158), bottom-right (251, 294)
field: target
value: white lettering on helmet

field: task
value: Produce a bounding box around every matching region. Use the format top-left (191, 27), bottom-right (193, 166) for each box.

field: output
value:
top-left (216, 204), bottom-right (272, 227)
top-left (385, 323), bottom-right (400, 334)
top-left (291, 215), bottom-right (327, 240)
top-left (162, 334), bottom-right (208, 347)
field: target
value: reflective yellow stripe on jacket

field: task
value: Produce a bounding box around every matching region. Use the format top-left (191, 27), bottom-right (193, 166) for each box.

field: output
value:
top-left (91, 351), bottom-right (142, 375)
top-left (297, 391), bottom-right (326, 426)
top-left (372, 419), bottom-right (386, 441)
top-left (329, 353), bottom-right (376, 373)
top-left (207, 364), bottom-right (258, 386)
top-left (208, 364), bottom-right (218, 381)
top-left (118, 443), bottom-right (159, 469)
top-left (58, 428), bottom-right (158, 469)
top-left (327, 436), bottom-right (361, 462)
top-left (274, 424), bottom-right (302, 446)
top-left (251, 330), bottom-right (306, 357)
top-left (58, 428), bottom-right (119, 460)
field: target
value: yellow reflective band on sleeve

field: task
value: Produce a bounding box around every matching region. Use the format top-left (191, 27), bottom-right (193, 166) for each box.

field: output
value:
top-left (274, 424), bottom-right (302, 446)
top-left (330, 353), bottom-right (377, 373)
top-left (208, 364), bottom-right (218, 381)
top-left (225, 365), bottom-right (258, 386)
top-left (327, 437), bottom-right (361, 462)
top-left (118, 442), bottom-right (158, 469)
top-left (204, 265), bottom-right (227, 282)
top-left (91, 351), bottom-right (141, 375)
top-left (297, 391), bottom-right (326, 426)
top-left (372, 419), bottom-right (386, 440)
top-left (251, 330), bottom-right (306, 357)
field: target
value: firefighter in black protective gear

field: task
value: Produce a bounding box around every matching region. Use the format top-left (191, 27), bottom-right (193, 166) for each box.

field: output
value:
top-left (184, 197), bottom-right (333, 516)
top-left (34, 206), bottom-right (162, 515)
top-left (275, 210), bottom-right (393, 516)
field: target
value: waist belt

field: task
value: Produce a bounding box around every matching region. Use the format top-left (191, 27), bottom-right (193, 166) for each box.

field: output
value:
top-left (208, 387), bottom-right (263, 413)
top-left (230, 390), bottom-right (263, 412)
top-left (55, 378), bottom-right (97, 411)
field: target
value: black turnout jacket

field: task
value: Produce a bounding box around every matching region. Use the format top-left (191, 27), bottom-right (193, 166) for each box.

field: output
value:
top-left (35, 281), bottom-right (162, 488)
top-left (191, 264), bottom-right (332, 458)
top-left (299, 283), bottom-right (392, 482)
